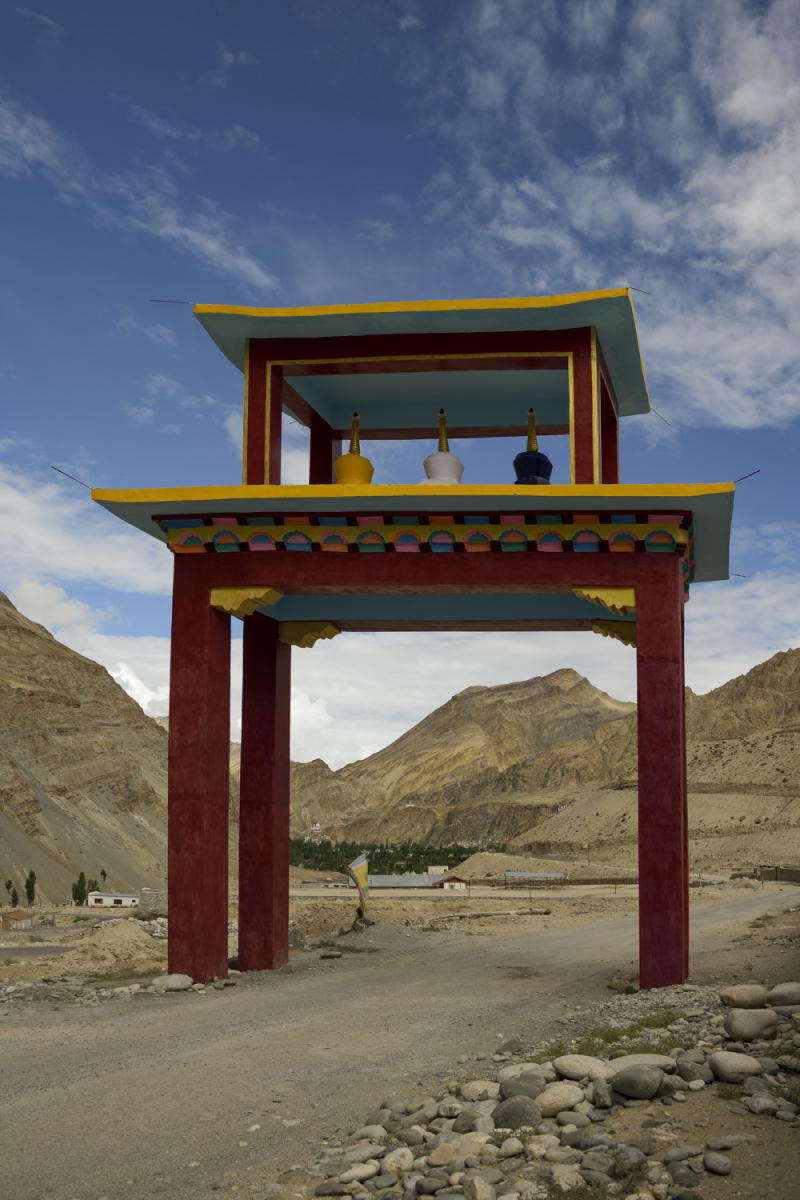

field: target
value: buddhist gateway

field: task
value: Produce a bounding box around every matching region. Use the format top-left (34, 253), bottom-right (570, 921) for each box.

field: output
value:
top-left (94, 289), bottom-right (735, 987)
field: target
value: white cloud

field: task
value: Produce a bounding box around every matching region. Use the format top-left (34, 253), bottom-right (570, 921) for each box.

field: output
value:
top-left (115, 314), bottom-right (177, 348)
top-left (205, 43), bottom-right (254, 88)
top-left (402, 0), bottom-right (800, 432)
top-left (0, 97), bottom-right (278, 294)
top-left (9, 579), bottom-right (106, 641)
top-left (0, 458), bottom-right (171, 595)
top-left (399, 15), bottom-right (422, 32)
top-left (124, 405), bottom-right (155, 425)
top-left (14, 8), bottom-right (62, 34)
top-left (128, 104), bottom-right (260, 152)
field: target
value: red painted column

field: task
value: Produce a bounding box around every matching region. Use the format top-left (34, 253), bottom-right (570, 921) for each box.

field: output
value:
top-left (167, 557), bottom-right (231, 981)
top-left (570, 328), bottom-right (600, 484)
top-left (309, 414), bottom-right (341, 484)
top-left (600, 379), bottom-right (619, 483)
top-left (238, 614), bottom-right (292, 970)
top-left (636, 557), bottom-right (689, 987)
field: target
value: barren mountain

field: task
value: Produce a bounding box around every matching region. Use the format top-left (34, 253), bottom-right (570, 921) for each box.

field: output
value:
top-left (0, 593), bottom-right (168, 902)
top-left (1, 588), bottom-right (799, 897)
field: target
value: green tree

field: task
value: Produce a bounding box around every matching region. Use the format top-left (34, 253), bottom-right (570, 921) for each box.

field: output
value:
top-left (10, 887), bottom-right (19, 907)
top-left (100, 868), bottom-right (107, 886)
top-left (86, 878), bottom-right (99, 896)
top-left (24, 870), bottom-right (36, 905)
top-left (72, 872), bottom-right (87, 906)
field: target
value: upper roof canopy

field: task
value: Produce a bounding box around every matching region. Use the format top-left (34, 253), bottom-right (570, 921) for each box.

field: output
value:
top-left (194, 288), bottom-right (650, 429)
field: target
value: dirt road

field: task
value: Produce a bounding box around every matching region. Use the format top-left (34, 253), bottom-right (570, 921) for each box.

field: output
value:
top-left (1, 888), bottom-right (795, 1200)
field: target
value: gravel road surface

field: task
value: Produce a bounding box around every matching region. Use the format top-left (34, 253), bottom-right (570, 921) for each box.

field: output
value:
top-left (1, 888), bottom-right (793, 1200)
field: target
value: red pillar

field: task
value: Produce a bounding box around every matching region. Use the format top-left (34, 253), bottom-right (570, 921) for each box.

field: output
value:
top-left (167, 558), bottom-right (231, 981)
top-left (309, 414), bottom-right (341, 484)
top-left (636, 558), bottom-right (689, 987)
top-left (238, 615), bottom-right (292, 970)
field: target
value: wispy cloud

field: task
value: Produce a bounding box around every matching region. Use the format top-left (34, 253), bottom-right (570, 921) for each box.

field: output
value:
top-left (205, 42), bottom-right (254, 88)
top-left (0, 96), bottom-right (278, 294)
top-left (14, 7), bottom-right (61, 35)
top-left (128, 103), bottom-right (260, 152)
top-left (115, 314), bottom-right (177, 348)
top-left (0, 457), bottom-right (170, 595)
top-left (400, 0), bottom-right (800, 432)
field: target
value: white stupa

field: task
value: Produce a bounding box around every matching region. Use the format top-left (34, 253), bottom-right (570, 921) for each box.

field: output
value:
top-left (420, 409), bottom-right (464, 484)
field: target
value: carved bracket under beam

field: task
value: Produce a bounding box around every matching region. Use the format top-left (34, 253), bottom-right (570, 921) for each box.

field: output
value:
top-left (592, 619), bottom-right (637, 647)
top-left (210, 586), bottom-right (284, 619)
top-left (572, 586), bottom-right (635, 616)
top-left (278, 621), bottom-right (341, 649)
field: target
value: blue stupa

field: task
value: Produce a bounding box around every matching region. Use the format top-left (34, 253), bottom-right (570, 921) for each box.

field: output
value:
top-left (513, 409), bottom-right (553, 484)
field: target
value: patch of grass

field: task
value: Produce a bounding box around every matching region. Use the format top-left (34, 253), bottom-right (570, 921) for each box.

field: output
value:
top-left (316, 939), bottom-right (379, 954)
top-left (419, 924), bottom-right (447, 932)
top-left (86, 964), bottom-right (161, 985)
top-left (777, 1084), bottom-right (800, 1107)
top-left (750, 911), bottom-right (778, 928)
top-left (72, 915), bottom-right (91, 923)
top-left (2, 957), bottom-right (19, 966)
top-left (534, 1181), bottom-right (611, 1198)
top-left (28, 934), bottom-right (45, 943)
top-left (715, 1082), bottom-right (742, 1100)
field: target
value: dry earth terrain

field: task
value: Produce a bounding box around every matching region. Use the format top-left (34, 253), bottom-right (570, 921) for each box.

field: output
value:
top-left (1, 884), bottom-right (799, 1200)
top-left (2, 592), bottom-right (800, 902)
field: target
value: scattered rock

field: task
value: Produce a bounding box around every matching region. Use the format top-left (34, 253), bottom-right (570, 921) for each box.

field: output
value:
top-left (151, 973), bottom-right (193, 992)
top-left (611, 1066), bottom-right (664, 1099)
top-left (552, 1054), bottom-right (613, 1081)
top-left (723, 1007), bottom-right (778, 1041)
top-left (491, 1094), bottom-right (542, 1129)
top-left (703, 1151), bottom-right (733, 1175)
top-left (534, 1082), bottom-right (585, 1117)
top-left (767, 981), bottom-right (800, 1006)
top-left (709, 1051), bottom-right (764, 1082)
top-left (719, 983), bottom-right (768, 1008)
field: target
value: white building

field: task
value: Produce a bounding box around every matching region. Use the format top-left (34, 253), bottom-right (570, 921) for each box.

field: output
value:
top-left (86, 892), bottom-right (139, 908)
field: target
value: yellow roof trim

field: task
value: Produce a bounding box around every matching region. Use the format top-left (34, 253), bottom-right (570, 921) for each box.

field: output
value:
top-left (92, 481), bottom-right (735, 505)
top-left (193, 288), bottom-right (631, 321)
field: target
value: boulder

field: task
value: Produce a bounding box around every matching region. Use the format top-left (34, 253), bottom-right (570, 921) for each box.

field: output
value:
top-left (535, 1082), bottom-right (585, 1117)
top-left (723, 1008), bottom-right (778, 1041)
top-left (611, 1067), bottom-right (664, 1100)
top-left (719, 983), bottom-right (767, 1008)
top-left (499, 1071), bottom-right (546, 1100)
top-left (491, 1095), bottom-right (542, 1130)
top-left (461, 1080), bottom-right (500, 1102)
top-left (709, 1051), bottom-right (764, 1083)
top-left (608, 1053), bottom-right (675, 1074)
top-left (552, 1054), bottom-right (614, 1081)
top-left (151, 973), bottom-right (193, 992)
top-left (766, 982), bottom-right (800, 1007)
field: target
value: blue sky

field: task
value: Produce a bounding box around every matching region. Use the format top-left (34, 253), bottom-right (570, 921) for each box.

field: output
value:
top-left (1, 0), bottom-right (798, 766)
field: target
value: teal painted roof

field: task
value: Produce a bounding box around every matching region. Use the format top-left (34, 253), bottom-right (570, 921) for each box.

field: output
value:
top-left (193, 290), bottom-right (650, 428)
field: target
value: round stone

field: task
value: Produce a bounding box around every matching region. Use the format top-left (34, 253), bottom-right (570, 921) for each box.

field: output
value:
top-left (704, 1151), bottom-right (732, 1175)
top-left (611, 1067), bottom-right (664, 1099)
top-left (709, 1051), bottom-right (764, 1082)
top-left (552, 1054), bottom-right (614, 1081)
top-left (767, 982), bottom-right (800, 1006)
top-left (535, 1083), bottom-right (584, 1117)
top-left (382, 1148), bottom-right (414, 1173)
top-left (499, 1071), bottom-right (546, 1100)
top-left (719, 984), bottom-right (768, 1008)
top-left (723, 1008), bottom-right (778, 1041)
top-left (608, 1053), bottom-right (675, 1074)
top-left (491, 1095), bottom-right (542, 1129)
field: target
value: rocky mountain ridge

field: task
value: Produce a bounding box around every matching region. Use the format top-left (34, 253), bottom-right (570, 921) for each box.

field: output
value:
top-left (1, 591), bottom-right (799, 899)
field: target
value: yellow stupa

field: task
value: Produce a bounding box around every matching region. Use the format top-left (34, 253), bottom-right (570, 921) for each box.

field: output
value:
top-left (334, 411), bottom-right (374, 485)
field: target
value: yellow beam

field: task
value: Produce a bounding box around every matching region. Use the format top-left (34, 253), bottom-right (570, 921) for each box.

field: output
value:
top-left (278, 621), bottom-right (340, 649)
top-left (592, 620), bottom-right (637, 647)
top-left (572, 586), bottom-right (635, 616)
top-left (210, 586), bottom-right (283, 619)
